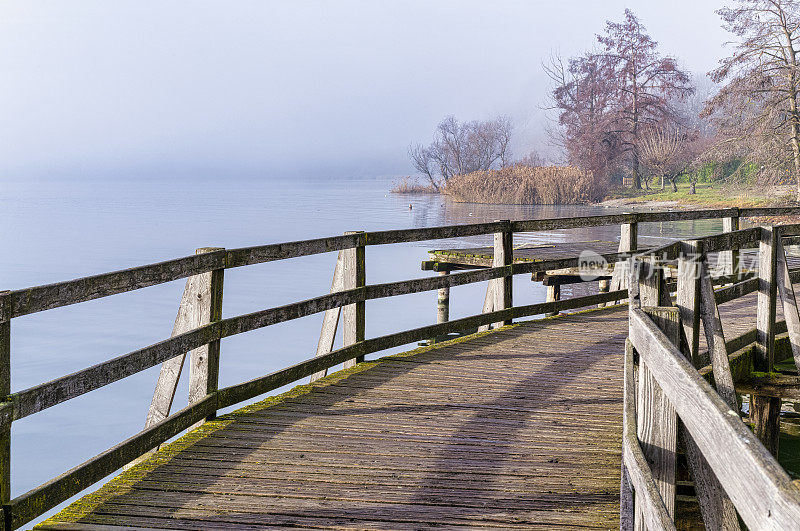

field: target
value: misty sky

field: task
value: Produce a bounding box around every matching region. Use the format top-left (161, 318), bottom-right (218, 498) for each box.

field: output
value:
top-left (1, 1), bottom-right (729, 181)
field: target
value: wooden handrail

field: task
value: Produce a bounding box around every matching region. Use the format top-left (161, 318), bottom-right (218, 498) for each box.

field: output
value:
top-left (628, 308), bottom-right (800, 528)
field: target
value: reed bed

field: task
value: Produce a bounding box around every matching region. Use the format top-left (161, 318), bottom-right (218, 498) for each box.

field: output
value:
top-left (390, 176), bottom-right (439, 194)
top-left (443, 166), bottom-right (605, 204)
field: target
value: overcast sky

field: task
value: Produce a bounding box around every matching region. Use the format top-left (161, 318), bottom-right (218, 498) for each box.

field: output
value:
top-left (0, 1), bottom-right (730, 181)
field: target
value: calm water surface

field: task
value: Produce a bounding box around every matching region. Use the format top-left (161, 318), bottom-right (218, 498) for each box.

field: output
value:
top-left (0, 176), bottom-right (728, 523)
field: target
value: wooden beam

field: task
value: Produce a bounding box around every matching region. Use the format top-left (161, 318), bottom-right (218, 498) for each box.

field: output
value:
top-left (342, 232), bottom-right (366, 369)
top-left (437, 270), bottom-right (450, 325)
top-left (477, 282), bottom-right (495, 333)
top-left (737, 374), bottom-right (800, 399)
top-left (752, 395), bottom-right (781, 457)
top-left (545, 285), bottom-right (560, 318)
top-left (698, 262), bottom-right (738, 409)
top-left (621, 339), bottom-right (676, 531)
top-left (310, 251), bottom-right (344, 382)
top-left (187, 248), bottom-right (225, 424)
top-left (757, 226), bottom-right (778, 372)
top-left (637, 306), bottom-right (678, 522)
top-left (776, 237), bottom-right (800, 374)
top-left (720, 211), bottom-right (740, 278)
top-left (493, 222), bottom-right (513, 328)
top-left (677, 241), bottom-right (702, 365)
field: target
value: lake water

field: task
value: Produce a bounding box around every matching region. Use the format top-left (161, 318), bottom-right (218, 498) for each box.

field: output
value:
top-left (1, 176), bottom-right (729, 524)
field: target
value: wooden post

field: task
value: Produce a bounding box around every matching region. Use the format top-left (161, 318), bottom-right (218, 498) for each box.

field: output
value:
top-left (310, 251), bottom-right (345, 382)
top-left (720, 210), bottom-right (740, 278)
top-left (545, 284), bottom-right (560, 317)
top-left (187, 247), bottom-right (225, 421)
top-left (343, 231), bottom-right (366, 369)
top-left (610, 215), bottom-right (638, 302)
top-left (437, 270), bottom-right (450, 325)
top-left (637, 304), bottom-right (678, 524)
top-left (598, 278), bottom-right (609, 308)
top-left (756, 226), bottom-right (778, 372)
top-left (752, 395), bottom-right (781, 457)
top-left (477, 282), bottom-right (495, 333)
top-left (493, 221), bottom-right (513, 328)
top-left (0, 291), bottom-right (10, 530)
top-left (677, 241), bottom-right (701, 366)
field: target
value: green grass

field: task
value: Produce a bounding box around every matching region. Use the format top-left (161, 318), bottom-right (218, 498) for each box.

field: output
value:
top-left (605, 182), bottom-right (795, 208)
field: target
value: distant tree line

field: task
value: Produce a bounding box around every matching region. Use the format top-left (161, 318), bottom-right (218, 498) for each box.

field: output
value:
top-left (409, 2), bottom-right (800, 201)
top-left (548, 2), bottom-right (800, 200)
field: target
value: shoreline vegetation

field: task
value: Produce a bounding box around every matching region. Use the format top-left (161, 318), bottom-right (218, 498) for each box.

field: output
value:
top-left (391, 172), bottom-right (799, 211)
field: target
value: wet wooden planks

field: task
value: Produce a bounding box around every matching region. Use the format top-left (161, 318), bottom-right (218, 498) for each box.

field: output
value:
top-left (40, 308), bottom-right (631, 530)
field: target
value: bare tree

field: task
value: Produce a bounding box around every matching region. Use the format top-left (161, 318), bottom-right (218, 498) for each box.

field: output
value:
top-left (408, 116), bottom-right (514, 184)
top-left (408, 143), bottom-right (439, 190)
top-left (545, 10), bottom-right (694, 188)
top-left (705, 0), bottom-right (800, 199)
top-left (598, 9), bottom-right (694, 188)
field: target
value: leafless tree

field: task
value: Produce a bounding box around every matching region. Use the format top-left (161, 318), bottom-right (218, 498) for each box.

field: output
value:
top-left (408, 116), bottom-right (514, 185)
top-left (545, 10), bottom-right (694, 189)
top-left (705, 0), bottom-right (800, 199)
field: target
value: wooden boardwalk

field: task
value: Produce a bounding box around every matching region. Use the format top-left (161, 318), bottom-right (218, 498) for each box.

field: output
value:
top-left (36, 285), bottom-right (774, 530)
top-left (41, 307), bottom-right (630, 529)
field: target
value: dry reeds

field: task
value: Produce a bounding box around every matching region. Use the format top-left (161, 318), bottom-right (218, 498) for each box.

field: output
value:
top-left (443, 165), bottom-right (605, 204)
top-left (390, 176), bottom-right (440, 194)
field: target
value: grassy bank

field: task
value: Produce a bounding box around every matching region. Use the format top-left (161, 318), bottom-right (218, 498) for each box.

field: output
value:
top-left (603, 182), bottom-right (798, 208)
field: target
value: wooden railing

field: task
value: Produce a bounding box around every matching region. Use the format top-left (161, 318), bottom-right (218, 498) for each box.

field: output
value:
top-left (623, 223), bottom-right (800, 529)
top-left (2, 206), bottom-right (800, 530)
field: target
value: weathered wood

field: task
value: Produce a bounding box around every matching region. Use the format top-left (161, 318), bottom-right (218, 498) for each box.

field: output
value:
top-left (677, 241), bottom-right (702, 365)
top-left (609, 221), bottom-right (638, 293)
top-left (673, 257), bottom-right (740, 531)
top-left (739, 206), bottom-right (800, 218)
top-left (216, 289), bottom-right (629, 409)
top-left (144, 277), bottom-right (198, 429)
top-left (342, 232), bottom-right (366, 369)
top-left (7, 394), bottom-right (216, 531)
top-left (621, 339), bottom-right (676, 531)
top-left (776, 237), bottom-right (800, 374)
top-left (680, 428), bottom-right (740, 531)
top-left (698, 262), bottom-right (738, 409)
top-left (629, 308), bottom-right (800, 529)
top-left (9, 320), bottom-right (222, 421)
top-left (477, 281), bottom-right (495, 333)
top-left (637, 306), bottom-right (678, 522)
top-left (720, 213), bottom-right (740, 277)
top-left (188, 248), bottom-right (224, 425)
top-left (311, 251), bottom-right (344, 382)
top-left (1, 291), bottom-right (10, 530)
top-left (2, 251), bottom-right (226, 320)
top-left (757, 226), bottom-right (778, 372)
top-left (544, 284), bottom-right (560, 318)
top-left (493, 223), bottom-right (513, 328)
top-left (751, 395), bottom-right (781, 457)
top-left (436, 270), bottom-right (450, 325)
top-left (225, 232), bottom-right (365, 269)
top-left (737, 374), bottom-right (800, 399)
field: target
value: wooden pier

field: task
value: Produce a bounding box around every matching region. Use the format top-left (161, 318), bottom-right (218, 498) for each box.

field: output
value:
top-left (3, 207), bottom-right (800, 529)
